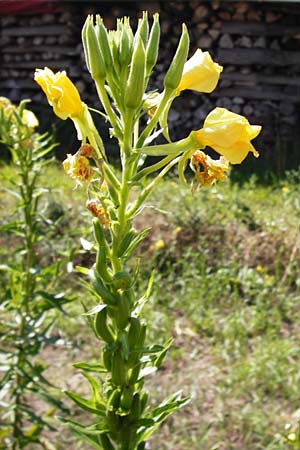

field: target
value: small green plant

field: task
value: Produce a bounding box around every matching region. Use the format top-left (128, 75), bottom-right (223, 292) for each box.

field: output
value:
top-left (34, 12), bottom-right (261, 450)
top-left (0, 98), bottom-right (69, 449)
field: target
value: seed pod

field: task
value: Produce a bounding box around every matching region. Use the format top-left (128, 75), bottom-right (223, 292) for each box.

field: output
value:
top-left (124, 36), bottom-right (146, 110)
top-left (116, 294), bottom-right (130, 330)
top-left (146, 13), bottom-right (160, 75)
top-left (93, 217), bottom-right (106, 246)
top-left (164, 23), bottom-right (189, 91)
top-left (94, 307), bottom-right (115, 344)
top-left (128, 318), bottom-right (141, 349)
top-left (111, 350), bottom-right (127, 386)
top-left (95, 247), bottom-right (111, 282)
top-left (128, 364), bottom-right (140, 385)
top-left (94, 274), bottom-right (116, 305)
top-left (140, 391), bottom-right (148, 413)
top-left (112, 271), bottom-right (131, 290)
top-left (102, 346), bottom-right (112, 371)
top-left (120, 385), bottom-right (134, 411)
top-left (101, 433), bottom-right (115, 450)
top-left (130, 393), bottom-right (141, 419)
top-left (107, 388), bottom-right (121, 411)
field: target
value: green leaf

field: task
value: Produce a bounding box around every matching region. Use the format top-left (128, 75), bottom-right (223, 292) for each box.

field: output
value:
top-left (122, 227), bottom-right (152, 259)
top-left (80, 371), bottom-right (106, 408)
top-left (73, 362), bottom-right (107, 373)
top-left (59, 418), bottom-right (106, 449)
top-left (64, 391), bottom-right (106, 416)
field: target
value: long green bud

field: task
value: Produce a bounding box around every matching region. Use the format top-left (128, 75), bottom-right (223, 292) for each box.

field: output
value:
top-left (124, 36), bottom-right (146, 109)
top-left (164, 23), bottom-right (189, 91)
top-left (146, 13), bottom-right (160, 75)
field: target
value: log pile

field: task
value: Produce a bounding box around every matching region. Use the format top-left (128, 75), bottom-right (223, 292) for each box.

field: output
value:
top-left (1, 1), bottom-right (300, 171)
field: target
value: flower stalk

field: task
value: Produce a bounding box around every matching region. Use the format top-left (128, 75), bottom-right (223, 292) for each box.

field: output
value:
top-left (35, 12), bottom-right (261, 450)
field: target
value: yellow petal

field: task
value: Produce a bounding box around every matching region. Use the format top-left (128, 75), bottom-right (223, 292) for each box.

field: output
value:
top-left (34, 67), bottom-right (84, 120)
top-left (195, 107), bottom-right (261, 164)
top-left (178, 49), bottom-right (223, 93)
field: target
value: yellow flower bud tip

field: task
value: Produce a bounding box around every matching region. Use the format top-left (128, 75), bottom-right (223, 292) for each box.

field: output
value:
top-left (86, 200), bottom-right (109, 227)
top-left (178, 49), bottom-right (223, 94)
top-left (195, 107), bottom-right (262, 165)
top-left (191, 150), bottom-right (229, 188)
top-left (63, 153), bottom-right (93, 185)
top-left (34, 67), bottom-right (84, 120)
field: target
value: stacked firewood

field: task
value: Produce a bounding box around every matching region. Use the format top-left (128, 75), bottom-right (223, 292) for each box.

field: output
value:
top-left (1, 1), bottom-right (300, 167)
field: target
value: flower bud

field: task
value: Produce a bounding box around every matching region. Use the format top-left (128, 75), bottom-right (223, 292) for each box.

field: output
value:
top-left (146, 13), bottom-right (160, 75)
top-left (112, 271), bottom-right (131, 290)
top-left (95, 16), bottom-right (113, 70)
top-left (135, 11), bottom-right (149, 48)
top-left (82, 16), bottom-right (106, 80)
top-left (119, 23), bottom-right (132, 68)
top-left (164, 24), bottom-right (189, 91)
top-left (124, 36), bottom-right (146, 109)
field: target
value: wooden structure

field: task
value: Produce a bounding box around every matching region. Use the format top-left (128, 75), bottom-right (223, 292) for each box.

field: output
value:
top-left (0, 1), bottom-right (300, 173)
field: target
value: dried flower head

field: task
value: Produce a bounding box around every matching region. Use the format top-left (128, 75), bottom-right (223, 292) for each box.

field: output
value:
top-left (86, 199), bottom-right (109, 227)
top-left (190, 150), bottom-right (229, 188)
top-left (63, 153), bottom-right (93, 184)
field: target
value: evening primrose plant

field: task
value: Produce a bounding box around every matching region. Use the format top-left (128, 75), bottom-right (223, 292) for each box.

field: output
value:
top-left (0, 98), bottom-right (68, 449)
top-left (35, 12), bottom-right (261, 450)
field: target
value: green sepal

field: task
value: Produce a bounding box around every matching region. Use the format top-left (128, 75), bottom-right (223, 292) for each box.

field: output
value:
top-left (164, 23), bottom-right (189, 91)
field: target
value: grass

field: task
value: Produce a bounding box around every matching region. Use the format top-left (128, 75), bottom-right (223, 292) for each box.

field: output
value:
top-left (1, 161), bottom-right (300, 449)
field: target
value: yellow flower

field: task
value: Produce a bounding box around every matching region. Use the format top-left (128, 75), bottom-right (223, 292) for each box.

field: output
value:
top-left (194, 107), bottom-right (261, 164)
top-left (191, 150), bottom-right (229, 188)
top-left (63, 153), bottom-right (93, 184)
top-left (154, 239), bottom-right (165, 251)
top-left (34, 67), bottom-right (84, 120)
top-left (22, 109), bottom-right (39, 129)
top-left (177, 49), bottom-right (223, 94)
